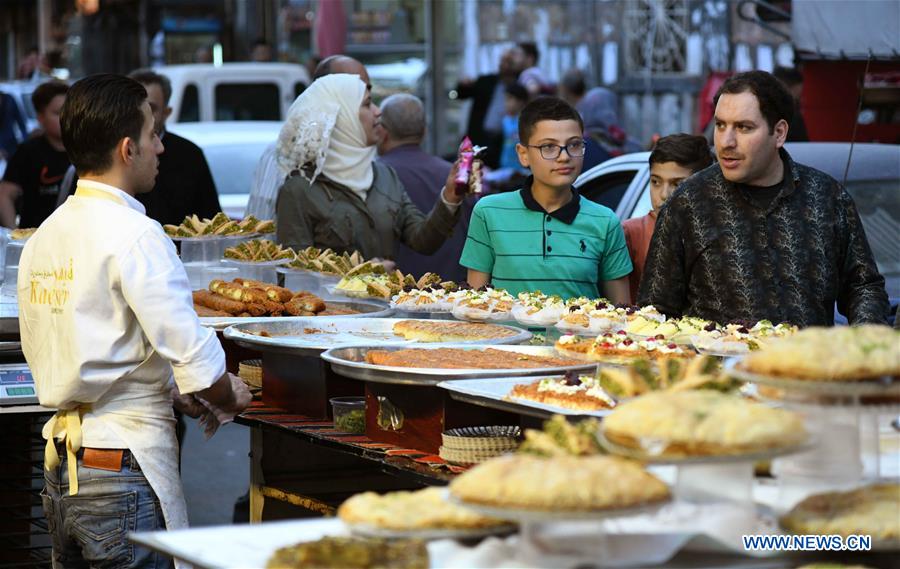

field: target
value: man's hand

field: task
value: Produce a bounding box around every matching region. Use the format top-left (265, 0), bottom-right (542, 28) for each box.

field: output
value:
top-left (219, 373), bottom-right (252, 415)
top-left (440, 161), bottom-right (464, 205)
top-left (171, 385), bottom-right (206, 418)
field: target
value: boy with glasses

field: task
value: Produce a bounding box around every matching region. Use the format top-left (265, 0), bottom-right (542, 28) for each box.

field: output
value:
top-left (460, 97), bottom-right (632, 301)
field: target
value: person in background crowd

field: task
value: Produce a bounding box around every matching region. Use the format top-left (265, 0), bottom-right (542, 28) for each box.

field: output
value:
top-left (305, 55), bottom-right (323, 80)
top-left (0, 91), bottom-right (28, 161)
top-left (21, 73), bottom-right (250, 569)
top-left (517, 42), bottom-right (551, 98)
top-left (498, 83), bottom-right (530, 172)
top-left (772, 66), bottom-right (809, 142)
top-left (376, 93), bottom-right (470, 281)
top-left (17, 46), bottom-right (40, 79)
top-left (276, 73), bottom-right (463, 260)
top-left (194, 45), bottom-right (213, 63)
top-left (639, 71), bottom-right (888, 326)
top-left (0, 80), bottom-right (69, 228)
top-left (559, 68), bottom-right (588, 108)
top-left (622, 134), bottom-right (712, 302)
top-left (251, 39), bottom-right (274, 62)
top-left (456, 46), bottom-right (526, 169)
top-left (128, 69), bottom-right (221, 226)
top-left (246, 55), bottom-right (369, 220)
top-left (578, 87), bottom-right (643, 172)
top-left (461, 97), bottom-right (632, 301)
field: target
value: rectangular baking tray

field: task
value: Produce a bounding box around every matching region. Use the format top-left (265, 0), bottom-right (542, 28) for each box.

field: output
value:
top-left (223, 318), bottom-right (532, 357)
top-left (199, 300), bottom-right (392, 331)
top-left (438, 376), bottom-right (612, 418)
top-left (320, 344), bottom-right (595, 385)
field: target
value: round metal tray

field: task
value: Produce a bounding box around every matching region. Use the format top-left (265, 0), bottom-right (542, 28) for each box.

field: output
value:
top-left (725, 357), bottom-right (900, 397)
top-left (223, 318), bottom-right (530, 358)
top-left (597, 429), bottom-right (814, 465)
top-left (200, 300), bottom-right (392, 331)
top-left (346, 522), bottom-right (516, 541)
top-left (446, 491), bottom-right (668, 522)
top-left (321, 344), bottom-right (595, 385)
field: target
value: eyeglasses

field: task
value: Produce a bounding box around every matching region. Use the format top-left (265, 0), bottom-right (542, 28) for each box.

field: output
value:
top-left (526, 139), bottom-right (587, 160)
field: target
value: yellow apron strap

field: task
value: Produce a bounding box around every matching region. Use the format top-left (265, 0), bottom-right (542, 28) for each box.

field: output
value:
top-left (44, 407), bottom-right (87, 496)
top-left (73, 185), bottom-right (127, 206)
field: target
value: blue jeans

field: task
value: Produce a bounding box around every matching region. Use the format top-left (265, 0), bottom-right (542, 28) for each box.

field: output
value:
top-left (42, 447), bottom-right (173, 569)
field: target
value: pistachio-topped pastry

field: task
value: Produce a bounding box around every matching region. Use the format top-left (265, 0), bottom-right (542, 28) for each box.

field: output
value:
top-left (449, 454), bottom-right (669, 511)
top-left (223, 239), bottom-right (295, 262)
top-left (602, 390), bottom-right (807, 457)
top-left (163, 212), bottom-right (275, 237)
top-left (738, 324), bottom-right (899, 381)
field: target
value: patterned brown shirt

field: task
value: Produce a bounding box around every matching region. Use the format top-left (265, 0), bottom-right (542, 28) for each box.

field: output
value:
top-left (637, 149), bottom-right (888, 327)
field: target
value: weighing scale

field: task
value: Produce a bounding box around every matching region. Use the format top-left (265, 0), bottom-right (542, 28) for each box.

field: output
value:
top-left (0, 362), bottom-right (36, 406)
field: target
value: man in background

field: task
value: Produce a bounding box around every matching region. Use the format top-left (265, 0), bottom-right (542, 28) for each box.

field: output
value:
top-left (376, 93), bottom-right (469, 281)
top-left (518, 42), bottom-right (551, 98)
top-left (559, 68), bottom-right (587, 108)
top-left (456, 46), bottom-right (526, 169)
top-left (772, 66), bottom-right (809, 142)
top-left (128, 69), bottom-right (221, 225)
top-left (251, 39), bottom-right (273, 62)
top-left (0, 80), bottom-right (70, 228)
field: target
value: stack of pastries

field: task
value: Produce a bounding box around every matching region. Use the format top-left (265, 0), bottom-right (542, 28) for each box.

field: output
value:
top-left (192, 278), bottom-right (330, 317)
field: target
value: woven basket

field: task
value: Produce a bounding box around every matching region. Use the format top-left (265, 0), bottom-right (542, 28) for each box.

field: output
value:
top-left (441, 426), bottom-right (521, 452)
top-left (238, 359), bottom-right (263, 390)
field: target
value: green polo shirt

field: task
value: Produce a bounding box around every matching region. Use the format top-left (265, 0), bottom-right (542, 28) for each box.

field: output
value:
top-left (460, 179), bottom-right (633, 298)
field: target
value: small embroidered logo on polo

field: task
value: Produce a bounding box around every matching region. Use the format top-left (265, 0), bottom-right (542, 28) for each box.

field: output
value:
top-left (579, 240), bottom-right (587, 253)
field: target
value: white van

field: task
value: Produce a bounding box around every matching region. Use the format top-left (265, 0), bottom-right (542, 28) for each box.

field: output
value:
top-left (157, 63), bottom-right (309, 124)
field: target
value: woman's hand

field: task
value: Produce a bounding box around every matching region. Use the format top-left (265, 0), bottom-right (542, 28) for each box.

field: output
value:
top-left (440, 160), bottom-right (464, 205)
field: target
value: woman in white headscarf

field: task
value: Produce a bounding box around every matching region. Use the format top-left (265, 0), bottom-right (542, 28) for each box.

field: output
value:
top-left (275, 73), bottom-right (462, 260)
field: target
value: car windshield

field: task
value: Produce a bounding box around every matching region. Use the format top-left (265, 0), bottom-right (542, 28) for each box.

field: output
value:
top-left (845, 179), bottom-right (900, 297)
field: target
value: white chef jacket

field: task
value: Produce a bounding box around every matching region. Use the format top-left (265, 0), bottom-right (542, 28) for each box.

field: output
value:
top-left (18, 179), bottom-right (225, 539)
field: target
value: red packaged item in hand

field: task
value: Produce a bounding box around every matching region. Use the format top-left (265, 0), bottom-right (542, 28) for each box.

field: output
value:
top-left (453, 137), bottom-right (486, 196)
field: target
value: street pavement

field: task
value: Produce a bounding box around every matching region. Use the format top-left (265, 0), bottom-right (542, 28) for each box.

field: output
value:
top-left (180, 416), bottom-right (250, 526)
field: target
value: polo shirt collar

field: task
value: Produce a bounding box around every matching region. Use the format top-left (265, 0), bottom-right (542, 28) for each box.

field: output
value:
top-left (519, 176), bottom-right (581, 224)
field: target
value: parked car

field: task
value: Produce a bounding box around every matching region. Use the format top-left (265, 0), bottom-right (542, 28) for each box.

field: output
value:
top-left (574, 142), bottom-right (900, 322)
top-left (167, 121), bottom-right (281, 219)
top-left (158, 63), bottom-right (309, 124)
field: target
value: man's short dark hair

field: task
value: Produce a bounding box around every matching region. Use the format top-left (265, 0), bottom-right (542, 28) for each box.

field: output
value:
top-left (128, 68), bottom-right (172, 104)
top-left (649, 133), bottom-right (714, 173)
top-left (504, 82), bottom-right (529, 104)
top-left (560, 69), bottom-right (587, 99)
top-left (518, 42), bottom-right (539, 65)
top-left (61, 74), bottom-right (147, 176)
top-left (31, 80), bottom-right (68, 114)
top-left (518, 96), bottom-right (584, 145)
top-left (713, 70), bottom-right (793, 133)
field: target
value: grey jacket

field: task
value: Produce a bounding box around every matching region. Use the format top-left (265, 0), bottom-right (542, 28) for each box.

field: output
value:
top-left (276, 161), bottom-right (460, 260)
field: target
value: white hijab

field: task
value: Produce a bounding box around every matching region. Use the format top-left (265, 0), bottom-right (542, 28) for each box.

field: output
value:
top-left (276, 73), bottom-right (376, 198)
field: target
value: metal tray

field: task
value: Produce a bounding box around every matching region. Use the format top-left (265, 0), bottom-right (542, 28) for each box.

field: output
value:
top-left (321, 344), bottom-right (595, 385)
top-left (446, 490), bottom-right (669, 522)
top-left (223, 318), bottom-right (531, 357)
top-left (439, 376), bottom-right (612, 419)
top-left (200, 301), bottom-right (392, 331)
top-left (725, 357), bottom-right (900, 397)
top-left (346, 522), bottom-right (516, 541)
top-left (597, 428), bottom-right (814, 465)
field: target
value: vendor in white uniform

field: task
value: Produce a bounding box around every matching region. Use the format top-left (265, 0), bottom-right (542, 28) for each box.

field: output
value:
top-left (18, 73), bottom-right (251, 569)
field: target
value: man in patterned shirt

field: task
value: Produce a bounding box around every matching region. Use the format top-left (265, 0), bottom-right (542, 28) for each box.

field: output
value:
top-left (639, 71), bottom-right (888, 327)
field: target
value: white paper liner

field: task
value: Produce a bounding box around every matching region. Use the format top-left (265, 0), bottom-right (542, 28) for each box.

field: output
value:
top-left (510, 304), bottom-right (565, 327)
top-left (452, 303), bottom-right (512, 322)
